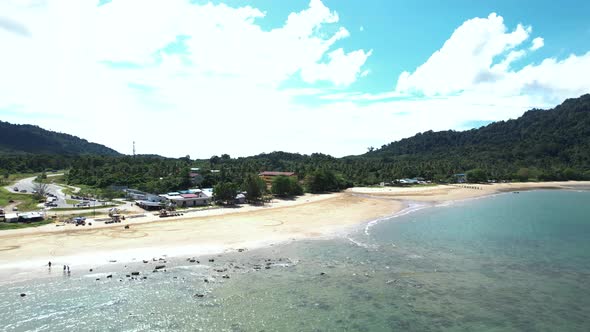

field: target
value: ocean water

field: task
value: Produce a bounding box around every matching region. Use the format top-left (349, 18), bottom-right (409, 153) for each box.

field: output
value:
top-left (1, 190), bottom-right (589, 331)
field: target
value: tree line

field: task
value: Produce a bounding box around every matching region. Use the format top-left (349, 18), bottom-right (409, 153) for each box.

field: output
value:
top-left (1, 94), bottom-right (589, 193)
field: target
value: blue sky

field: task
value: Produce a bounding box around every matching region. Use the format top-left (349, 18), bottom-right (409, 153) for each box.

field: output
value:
top-left (1, 0), bottom-right (589, 157)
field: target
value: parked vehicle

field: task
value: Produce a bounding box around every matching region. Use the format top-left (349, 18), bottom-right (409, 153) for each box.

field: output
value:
top-left (20, 190), bottom-right (27, 193)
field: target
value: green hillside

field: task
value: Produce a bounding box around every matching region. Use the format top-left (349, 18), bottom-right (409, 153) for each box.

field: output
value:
top-left (0, 121), bottom-right (120, 156)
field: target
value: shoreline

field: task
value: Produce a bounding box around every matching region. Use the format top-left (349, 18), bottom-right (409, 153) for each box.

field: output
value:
top-left (1, 181), bottom-right (588, 284)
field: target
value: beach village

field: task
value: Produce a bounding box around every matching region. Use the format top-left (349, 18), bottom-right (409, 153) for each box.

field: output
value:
top-left (0, 170), bottom-right (298, 225)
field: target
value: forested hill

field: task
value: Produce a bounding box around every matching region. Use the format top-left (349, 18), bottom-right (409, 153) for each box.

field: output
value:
top-left (362, 94), bottom-right (590, 171)
top-left (0, 121), bottom-right (121, 156)
top-left (1, 95), bottom-right (589, 191)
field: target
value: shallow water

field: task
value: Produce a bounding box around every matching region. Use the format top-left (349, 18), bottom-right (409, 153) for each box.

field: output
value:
top-left (1, 190), bottom-right (589, 331)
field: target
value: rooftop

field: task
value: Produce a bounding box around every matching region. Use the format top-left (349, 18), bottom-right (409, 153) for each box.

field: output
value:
top-left (259, 171), bottom-right (295, 176)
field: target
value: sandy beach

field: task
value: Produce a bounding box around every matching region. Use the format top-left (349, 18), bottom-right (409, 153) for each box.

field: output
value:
top-left (1, 181), bottom-right (588, 282)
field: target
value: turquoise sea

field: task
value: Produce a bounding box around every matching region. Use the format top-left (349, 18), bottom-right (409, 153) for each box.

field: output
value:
top-left (1, 190), bottom-right (589, 331)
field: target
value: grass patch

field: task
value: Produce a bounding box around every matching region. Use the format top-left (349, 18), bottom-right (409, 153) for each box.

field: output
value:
top-left (65, 199), bottom-right (78, 205)
top-left (0, 220), bottom-right (53, 230)
top-left (0, 188), bottom-right (41, 212)
top-left (50, 204), bottom-right (119, 212)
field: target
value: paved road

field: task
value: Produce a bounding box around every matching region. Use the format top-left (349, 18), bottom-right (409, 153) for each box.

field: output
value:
top-left (8, 175), bottom-right (66, 208)
top-left (4, 175), bottom-right (131, 216)
top-left (5, 175), bottom-right (87, 209)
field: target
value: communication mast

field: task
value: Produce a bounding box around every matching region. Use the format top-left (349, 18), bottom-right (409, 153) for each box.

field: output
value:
top-left (133, 141), bottom-right (136, 157)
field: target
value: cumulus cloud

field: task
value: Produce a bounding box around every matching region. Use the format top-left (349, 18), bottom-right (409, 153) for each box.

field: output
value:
top-left (0, 5), bottom-right (588, 158)
top-left (530, 37), bottom-right (544, 50)
top-left (392, 13), bottom-right (590, 105)
top-left (0, 0), bottom-right (373, 156)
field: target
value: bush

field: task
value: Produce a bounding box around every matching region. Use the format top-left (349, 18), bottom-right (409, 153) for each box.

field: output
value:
top-left (271, 176), bottom-right (303, 197)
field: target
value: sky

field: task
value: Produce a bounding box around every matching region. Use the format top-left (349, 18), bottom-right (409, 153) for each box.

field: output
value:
top-left (1, 0), bottom-right (589, 158)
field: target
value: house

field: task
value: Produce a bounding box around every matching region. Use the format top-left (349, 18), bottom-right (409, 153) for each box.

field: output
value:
top-left (201, 188), bottom-right (214, 198)
top-left (161, 190), bottom-right (211, 208)
top-left (19, 212), bottom-right (45, 222)
top-left (4, 213), bottom-right (19, 223)
top-left (4, 212), bottom-right (45, 223)
top-left (125, 189), bottom-right (149, 200)
top-left (454, 173), bottom-right (467, 183)
top-left (398, 178), bottom-right (419, 185)
top-left (235, 193), bottom-right (246, 204)
top-left (258, 171), bottom-right (297, 187)
top-left (136, 194), bottom-right (166, 210)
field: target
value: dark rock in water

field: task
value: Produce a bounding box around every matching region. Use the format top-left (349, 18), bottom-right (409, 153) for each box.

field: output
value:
top-left (143, 260), bottom-right (148, 264)
top-left (143, 276), bottom-right (147, 279)
top-left (222, 275), bottom-right (230, 279)
top-left (265, 266), bottom-right (271, 270)
top-left (189, 259), bottom-right (196, 263)
top-left (320, 272), bottom-right (326, 276)
top-left (107, 274), bottom-right (113, 278)
top-left (214, 268), bottom-right (227, 273)
top-left (173, 276), bottom-right (177, 279)
top-left (196, 260), bottom-right (200, 264)
top-left (238, 248), bottom-right (245, 252)
top-left (126, 274), bottom-right (131, 278)
top-left (208, 259), bottom-right (214, 262)
top-left (204, 279), bottom-right (209, 283)
top-left (20, 293), bottom-right (26, 297)
top-left (124, 225), bottom-right (129, 229)
top-left (96, 278), bottom-right (100, 281)
top-left (131, 272), bottom-right (140, 276)
top-left (155, 265), bottom-right (166, 270)
top-left (89, 269), bottom-right (93, 272)
top-left (194, 294), bottom-right (205, 298)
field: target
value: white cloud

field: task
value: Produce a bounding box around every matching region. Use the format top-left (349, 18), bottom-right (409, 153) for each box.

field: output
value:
top-left (530, 37), bottom-right (544, 50)
top-left (0, 0), bottom-right (373, 157)
top-left (301, 48), bottom-right (373, 86)
top-left (395, 13), bottom-right (531, 96)
top-left (392, 13), bottom-right (590, 105)
top-left (0, 5), bottom-right (588, 159)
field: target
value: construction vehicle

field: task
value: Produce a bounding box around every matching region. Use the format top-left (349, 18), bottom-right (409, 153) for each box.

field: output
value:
top-left (108, 208), bottom-right (121, 217)
top-left (73, 217), bottom-right (86, 226)
top-left (158, 205), bottom-right (182, 218)
top-left (106, 208), bottom-right (125, 224)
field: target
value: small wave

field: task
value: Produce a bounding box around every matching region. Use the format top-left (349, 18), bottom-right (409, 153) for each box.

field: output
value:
top-left (346, 237), bottom-right (378, 250)
top-left (364, 203), bottom-right (429, 236)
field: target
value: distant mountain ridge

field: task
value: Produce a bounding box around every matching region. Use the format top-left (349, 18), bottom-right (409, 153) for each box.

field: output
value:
top-left (0, 121), bottom-right (121, 156)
